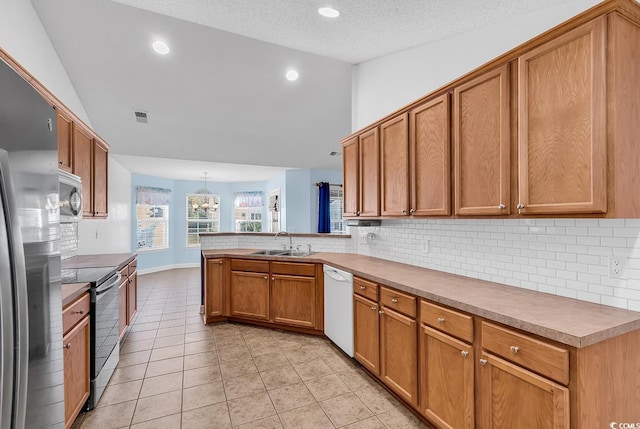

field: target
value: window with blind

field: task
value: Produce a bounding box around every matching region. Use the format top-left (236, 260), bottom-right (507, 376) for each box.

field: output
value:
top-left (330, 185), bottom-right (346, 234)
top-left (234, 191), bottom-right (263, 232)
top-left (136, 186), bottom-right (171, 250)
top-left (186, 194), bottom-right (220, 246)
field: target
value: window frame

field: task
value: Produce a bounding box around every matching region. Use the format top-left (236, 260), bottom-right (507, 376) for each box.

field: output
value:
top-left (136, 203), bottom-right (170, 251)
top-left (186, 193), bottom-right (220, 247)
top-left (329, 184), bottom-right (346, 234)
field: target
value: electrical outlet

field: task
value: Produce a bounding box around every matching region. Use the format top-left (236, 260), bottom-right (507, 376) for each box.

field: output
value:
top-left (608, 255), bottom-right (627, 278)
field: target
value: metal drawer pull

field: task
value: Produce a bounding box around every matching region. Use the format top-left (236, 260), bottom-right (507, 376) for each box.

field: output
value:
top-left (510, 345), bottom-right (519, 354)
top-left (75, 309), bottom-right (85, 315)
top-left (360, 286), bottom-right (366, 290)
top-left (410, 208), bottom-right (416, 214)
top-left (64, 343), bottom-right (72, 349)
top-left (479, 359), bottom-right (487, 366)
top-left (461, 351), bottom-right (469, 358)
top-left (371, 306), bottom-right (377, 311)
top-left (517, 203), bottom-right (525, 209)
top-left (391, 298), bottom-right (398, 303)
top-left (498, 204), bottom-right (506, 209)
top-left (379, 310), bottom-right (384, 315)
top-left (437, 317), bottom-right (445, 323)
top-left (264, 276), bottom-right (268, 279)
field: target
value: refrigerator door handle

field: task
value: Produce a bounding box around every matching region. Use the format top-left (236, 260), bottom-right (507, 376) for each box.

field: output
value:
top-left (0, 150), bottom-right (29, 429)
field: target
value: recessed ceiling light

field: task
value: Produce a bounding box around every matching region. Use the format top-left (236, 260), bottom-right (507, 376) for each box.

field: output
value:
top-left (318, 7), bottom-right (339, 18)
top-left (152, 40), bottom-right (170, 55)
top-left (285, 70), bottom-right (299, 81)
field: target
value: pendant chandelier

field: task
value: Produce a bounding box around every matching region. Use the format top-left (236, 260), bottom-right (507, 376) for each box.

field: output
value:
top-left (192, 172), bottom-right (213, 213)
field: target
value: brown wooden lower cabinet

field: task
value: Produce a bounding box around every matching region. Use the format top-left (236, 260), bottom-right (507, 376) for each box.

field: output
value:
top-left (420, 325), bottom-right (474, 429)
top-left (479, 352), bottom-right (570, 428)
top-left (271, 273), bottom-right (316, 328)
top-left (353, 293), bottom-right (380, 375)
top-left (230, 271), bottom-right (270, 320)
top-left (379, 305), bottom-right (418, 406)
top-left (62, 294), bottom-right (90, 429)
top-left (118, 278), bottom-right (127, 339)
top-left (204, 257), bottom-right (324, 333)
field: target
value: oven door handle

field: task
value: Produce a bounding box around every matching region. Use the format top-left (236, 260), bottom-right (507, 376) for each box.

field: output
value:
top-left (95, 273), bottom-right (121, 296)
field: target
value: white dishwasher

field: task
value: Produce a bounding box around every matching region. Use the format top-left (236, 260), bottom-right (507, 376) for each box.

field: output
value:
top-left (323, 265), bottom-right (354, 357)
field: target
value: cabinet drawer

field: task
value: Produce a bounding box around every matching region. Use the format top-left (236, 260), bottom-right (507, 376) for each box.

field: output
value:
top-left (271, 261), bottom-right (315, 276)
top-left (482, 322), bottom-right (569, 385)
top-left (62, 292), bottom-right (90, 335)
top-left (231, 259), bottom-right (269, 273)
top-left (118, 265), bottom-right (128, 279)
top-left (380, 286), bottom-right (416, 318)
top-left (354, 277), bottom-right (378, 301)
top-left (420, 300), bottom-right (473, 343)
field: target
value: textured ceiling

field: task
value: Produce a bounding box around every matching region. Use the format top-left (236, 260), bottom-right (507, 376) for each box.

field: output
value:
top-left (111, 0), bottom-right (577, 63)
top-left (31, 0), bottom-right (584, 181)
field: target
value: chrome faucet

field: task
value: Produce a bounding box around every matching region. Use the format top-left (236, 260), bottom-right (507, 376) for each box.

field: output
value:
top-left (275, 231), bottom-right (293, 250)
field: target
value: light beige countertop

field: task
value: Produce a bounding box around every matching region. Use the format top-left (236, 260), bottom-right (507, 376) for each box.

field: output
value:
top-left (199, 232), bottom-right (351, 238)
top-left (62, 252), bottom-right (136, 270)
top-left (201, 249), bottom-right (640, 348)
top-left (61, 282), bottom-right (90, 308)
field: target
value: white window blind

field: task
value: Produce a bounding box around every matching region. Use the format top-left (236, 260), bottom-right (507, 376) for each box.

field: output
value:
top-left (234, 191), bottom-right (263, 232)
top-left (136, 186), bottom-right (171, 250)
top-left (330, 185), bottom-right (345, 234)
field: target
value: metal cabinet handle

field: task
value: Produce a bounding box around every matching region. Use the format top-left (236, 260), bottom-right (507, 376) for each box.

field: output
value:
top-left (360, 286), bottom-right (366, 290)
top-left (356, 211), bottom-right (361, 215)
top-left (479, 359), bottom-right (487, 366)
top-left (370, 306), bottom-right (377, 311)
top-left (437, 317), bottom-right (445, 323)
top-left (410, 208), bottom-right (416, 214)
top-left (401, 209), bottom-right (407, 214)
top-left (75, 309), bottom-right (85, 315)
top-left (219, 260), bottom-right (223, 264)
top-left (58, 161), bottom-right (63, 165)
top-left (63, 343), bottom-right (72, 349)
top-left (461, 351), bottom-right (469, 358)
top-left (510, 345), bottom-right (519, 354)
top-left (498, 204), bottom-right (506, 209)
top-left (517, 203), bottom-right (525, 209)
top-left (271, 277), bottom-right (275, 281)
top-left (391, 298), bottom-right (398, 303)
top-left (378, 310), bottom-right (384, 315)
top-left (264, 276), bottom-right (268, 279)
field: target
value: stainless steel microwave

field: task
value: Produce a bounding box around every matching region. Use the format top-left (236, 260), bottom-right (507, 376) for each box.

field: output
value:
top-left (59, 170), bottom-right (82, 222)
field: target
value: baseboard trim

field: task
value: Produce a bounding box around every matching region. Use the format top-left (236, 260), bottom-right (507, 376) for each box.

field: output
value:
top-left (138, 263), bottom-right (199, 275)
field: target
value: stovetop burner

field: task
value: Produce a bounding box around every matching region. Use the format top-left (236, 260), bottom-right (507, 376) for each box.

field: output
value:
top-left (61, 266), bottom-right (117, 286)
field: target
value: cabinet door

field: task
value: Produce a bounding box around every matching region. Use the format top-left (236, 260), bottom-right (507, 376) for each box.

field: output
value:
top-left (127, 272), bottom-right (137, 324)
top-left (57, 110), bottom-right (73, 172)
top-left (380, 306), bottom-right (418, 406)
top-left (479, 352), bottom-right (569, 429)
top-left (63, 316), bottom-right (90, 427)
top-left (119, 279), bottom-right (127, 339)
top-left (93, 139), bottom-right (108, 218)
top-left (454, 65), bottom-right (510, 215)
top-left (410, 94), bottom-right (451, 216)
top-left (518, 17), bottom-right (606, 214)
top-left (380, 114), bottom-right (409, 216)
top-left (359, 128), bottom-right (380, 217)
top-left (353, 294), bottom-right (380, 375)
top-left (343, 137), bottom-right (359, 217)
top-left (72, 124), bottom-right (93, 217)
top-left (420, 326), bottom-right (474, 429)
top-left (271, 274), bottom-right (316, 328)
top-left (230, 271), bottom-right (270, 320)
top-left (205, 258), bottom-right (225, 318)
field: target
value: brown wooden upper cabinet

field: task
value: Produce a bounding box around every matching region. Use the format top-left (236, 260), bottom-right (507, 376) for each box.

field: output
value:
top-left (517, 16), bottom-right (607, 215)
top-left (93, 138), bottom-right (108, 218)
top-left (380, 114), bottom-right (408, 216)
top-left (342, 128), bottom-right (380, 217)
top-left (410, 94), bottom-right (451, 216)
top-left (453, 65), bottom-right (511, 216)
top-left (57, 110), bottom-right (73, 173)
top-left (72, 124), bottom-right (94, 218)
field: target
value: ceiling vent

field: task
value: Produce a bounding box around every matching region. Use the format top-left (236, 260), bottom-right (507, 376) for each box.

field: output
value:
top-left (133, 110), bottom-right (149, 124)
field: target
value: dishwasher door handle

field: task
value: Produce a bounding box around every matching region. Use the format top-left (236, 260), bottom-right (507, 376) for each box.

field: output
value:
top-left (325, 269), bottom-right (348, 282)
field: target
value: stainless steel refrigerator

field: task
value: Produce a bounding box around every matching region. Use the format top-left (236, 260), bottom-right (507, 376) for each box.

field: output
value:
top-left (0, 57), bottom-right (64, 428)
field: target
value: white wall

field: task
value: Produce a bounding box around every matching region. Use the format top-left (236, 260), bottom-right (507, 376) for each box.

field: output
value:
top-left (352, 0), bottom-right (601, 129)
top-left (0, 0), bottom-right (91, 125)
top-left (78, 157), bottom-right (131, 254)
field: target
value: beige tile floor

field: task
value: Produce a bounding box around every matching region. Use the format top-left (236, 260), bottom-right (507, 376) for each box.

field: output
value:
top-left (74, 268), bottom-right (432, 429)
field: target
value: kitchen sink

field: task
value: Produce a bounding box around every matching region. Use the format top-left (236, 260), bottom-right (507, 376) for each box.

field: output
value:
top-left (250, 249), bottom-right (315, 257)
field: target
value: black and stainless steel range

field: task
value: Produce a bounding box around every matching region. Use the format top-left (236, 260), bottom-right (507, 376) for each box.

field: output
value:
top-left (61, 266), bottom-right (121, 410)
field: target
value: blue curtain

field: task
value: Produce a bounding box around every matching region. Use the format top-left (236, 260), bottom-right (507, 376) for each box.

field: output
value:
top-left (318, 182), bottom-right (330, 233)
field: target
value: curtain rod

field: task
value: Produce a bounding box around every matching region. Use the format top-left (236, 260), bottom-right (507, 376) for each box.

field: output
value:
top-left (315, 182), bottom-right (342, 187)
